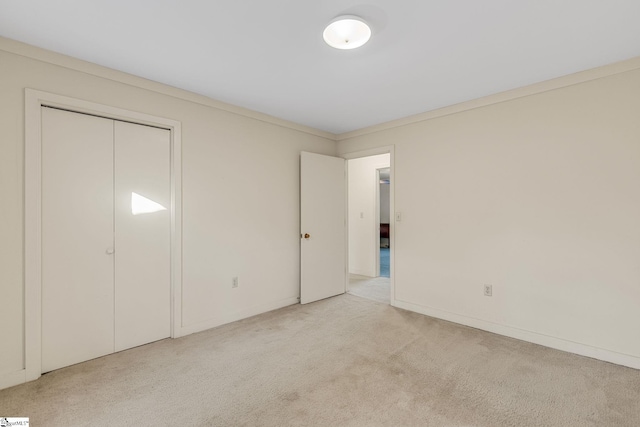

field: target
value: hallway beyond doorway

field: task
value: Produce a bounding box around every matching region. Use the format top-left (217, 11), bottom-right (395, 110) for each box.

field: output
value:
top-left (348, 274), bottom-right (390, 304)
top-left (380, 247), bottom-right (390, 278)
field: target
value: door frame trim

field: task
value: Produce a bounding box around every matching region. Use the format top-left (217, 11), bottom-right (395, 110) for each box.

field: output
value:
top-left (341, 146), bottom-right (395, 306)
top-left (24, 89), bottom-right (183, 382)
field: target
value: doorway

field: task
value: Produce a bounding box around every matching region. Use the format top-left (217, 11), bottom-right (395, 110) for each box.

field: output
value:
top-left (346, 153), bottom-right (392, 304)
top-left (378, 167), bottom-right (391, 279)
top-left (24, 89), bottom-right (183, 383)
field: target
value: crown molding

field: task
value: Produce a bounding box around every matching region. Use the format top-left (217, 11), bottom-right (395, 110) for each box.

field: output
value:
top-left (0, 36), bottom-right (336, 141)
top-left (337, 55), bottom-right (640, 141)
top-left (5, 36), bottom-right (639, 144)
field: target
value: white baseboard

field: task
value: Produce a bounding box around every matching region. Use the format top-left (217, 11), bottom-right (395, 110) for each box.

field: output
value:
top-left (2, 297), bottom-right (300, 391)
top-left (350, 269), bottom-right (375, 278)
top-left (177, 296), bottom-right (299, 337)
top-left (392, 299), bottom-right (640, 370)
top-left (0, 369), bottom-right (26, 391)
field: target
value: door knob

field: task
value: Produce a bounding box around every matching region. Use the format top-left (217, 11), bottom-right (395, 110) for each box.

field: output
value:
top-left (105, 248), bottom-right (114, 255)
top-left (303, 233), bottom-right (310, 239)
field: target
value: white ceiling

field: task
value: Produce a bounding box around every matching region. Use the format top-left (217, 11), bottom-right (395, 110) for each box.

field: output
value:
top-left (2, 1), bottom-right (640, 134)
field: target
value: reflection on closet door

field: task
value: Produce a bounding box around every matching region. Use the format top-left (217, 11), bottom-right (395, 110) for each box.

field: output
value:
top-left (41, 107), bottom-right (115, 373)
top-left (114, 121), bottom-right (171, 352)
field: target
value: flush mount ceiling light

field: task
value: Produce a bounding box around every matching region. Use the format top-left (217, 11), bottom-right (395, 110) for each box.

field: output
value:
top-left (323, 15), bottom-right (371, 50)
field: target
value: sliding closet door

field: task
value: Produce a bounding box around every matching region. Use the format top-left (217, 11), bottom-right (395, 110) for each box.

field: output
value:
top-left (41, 108), bottom-right (115, 372)
top-left (114, 121), bottom-right (171, 351)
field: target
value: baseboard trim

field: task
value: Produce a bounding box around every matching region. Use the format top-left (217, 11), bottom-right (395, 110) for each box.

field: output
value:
top-left (0, 369), bottom-right (26, 391)
top-left (392, 299), bottom-right (640, 370)
top-left (1, 297), bottom-right (300, 390)
top-left (349, 270), bottom-right (375, 278)
top-left (177, 296), bottom-right (299, 337)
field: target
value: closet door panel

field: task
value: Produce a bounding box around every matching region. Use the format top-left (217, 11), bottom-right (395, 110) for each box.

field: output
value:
top-left (41, 108), bottom-right (115, 372)
top-left (114, 121), bottom-right (171, 351)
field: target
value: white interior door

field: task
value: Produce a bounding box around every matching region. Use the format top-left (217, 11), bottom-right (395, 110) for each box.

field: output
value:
top-left (41, 107), bottom-right (171, 371)
top-left (114, 121), bottom-right (171, 351)
top-left (300, 152), bottom-right (346, 304)
top-left (41, 108), bottom-right (115, 372)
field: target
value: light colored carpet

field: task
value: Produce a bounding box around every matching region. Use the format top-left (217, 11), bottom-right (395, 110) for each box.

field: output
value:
top-left (348, 274), bottom-right (390, 304)
top-left (1, 294), bottom-right (639, 426)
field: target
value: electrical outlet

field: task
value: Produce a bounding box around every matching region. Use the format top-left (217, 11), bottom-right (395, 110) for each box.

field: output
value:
top-left (484, 284), bottom-right (492, 297)
top-left (232, 276), bottom-right (239, 288)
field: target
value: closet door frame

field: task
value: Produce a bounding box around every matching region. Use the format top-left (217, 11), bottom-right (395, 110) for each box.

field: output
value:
top-left (25, 89), bottom-right (183, 382)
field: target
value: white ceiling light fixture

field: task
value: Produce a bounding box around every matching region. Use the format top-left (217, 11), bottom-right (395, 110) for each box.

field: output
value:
top-left (323, 15), bottom-right (371, 50)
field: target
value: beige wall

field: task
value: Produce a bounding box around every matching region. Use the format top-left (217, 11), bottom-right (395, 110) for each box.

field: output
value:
top-left (338, 65), bottom-right (640, 367)
top-left (380, 181), bottom-right (390, 224)
top-left (0, 39), bottom-right (336, 382)
top-left (3, 36), bottom-right (639, 388)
